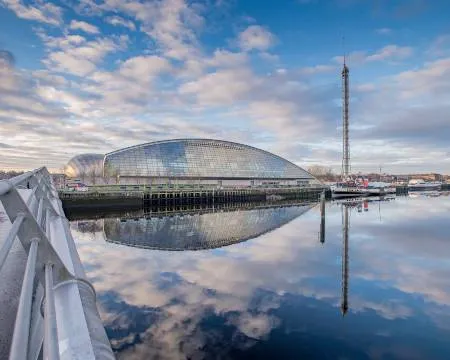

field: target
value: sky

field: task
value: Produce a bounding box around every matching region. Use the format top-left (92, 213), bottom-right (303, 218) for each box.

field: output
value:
top-left (0, 0), bottom-right (450, 173)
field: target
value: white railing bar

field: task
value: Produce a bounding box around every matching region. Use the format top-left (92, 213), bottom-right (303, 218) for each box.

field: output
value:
top-left (42, 178), bottom-right (54, 197)
top-left (36, 197), bottom-right (44, 227)
top-left (26, 184), bottom-right (39, 207)
top-left (3, 167), bottom-right (114, 359)
top-left (0, 213), bottom-right (25, 273)
top-left (45, 208), bottom-right (51, 238)
top-left (44, 263), bottom-right (60, 360)
top-left (0, 181), bottom-right (12, 196)
top-left (9, 238), bottom-right (39, 360)
top-left (8, 168), bottom-right (44, 187)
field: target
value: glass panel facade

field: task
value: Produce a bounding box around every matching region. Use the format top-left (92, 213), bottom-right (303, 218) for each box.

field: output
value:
top-left (65, 154), bottom-right (104, 178)
top-left (104, 139), bottom-right (313, 180)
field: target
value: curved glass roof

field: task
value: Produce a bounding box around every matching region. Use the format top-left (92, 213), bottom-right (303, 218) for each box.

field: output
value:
top-left (104, 139), bottom-right (314, 180)
top-left (65, 153), bottom-right (105, 178)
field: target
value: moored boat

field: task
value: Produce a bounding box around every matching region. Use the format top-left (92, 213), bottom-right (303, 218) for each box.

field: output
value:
top-left (331, 181), bottom-right (369, 198)
top-left (408, 179), bottom-right (442, 191)
top-left (366, 182), bottom-right (396, 196)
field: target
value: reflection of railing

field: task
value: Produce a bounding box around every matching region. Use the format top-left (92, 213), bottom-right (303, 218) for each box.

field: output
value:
top-left (62, 182), bottom-right (325, 193)
top-left (144, 199), bottom-right (318, 217)
top-left (59, 186), bottom-right (327, 212)
top-left (66, 198), bottom-right (319, 221)
top-left (59, 191), bottom-right (143, 199)
top-left (60, 183), bottom-right (327, 195)
top-left (0, 168), bottom-right (113, 359)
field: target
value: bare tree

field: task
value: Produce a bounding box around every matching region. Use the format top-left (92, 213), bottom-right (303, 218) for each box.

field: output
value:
top-left (89, 167), bottom-right (97, 185)
top-left (307, 165), bottom-right (336, 181)
top-left (114, 169), bottom-right (120, 184)
top-left (103, 164), bottom-right (112, 185)
top-left (103, 164), bottom-right (120, 185)
top-left (0, 170), bottom-right (24, 180)
top-left (79, 169), bottom-right (87, 184)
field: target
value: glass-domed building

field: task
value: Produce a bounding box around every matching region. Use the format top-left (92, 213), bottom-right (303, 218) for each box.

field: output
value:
top-left (65, 153), bottom-right (104, 178)
top-left (65, 139), bottom-right (317, 186)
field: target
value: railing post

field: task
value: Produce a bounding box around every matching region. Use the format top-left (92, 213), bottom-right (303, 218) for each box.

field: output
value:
top-left (44, 263), bottom-right (60, 360)
top-left (9, 238), bottom-right (39, 360)
top-left (36, 197), bottom-right (44, 227)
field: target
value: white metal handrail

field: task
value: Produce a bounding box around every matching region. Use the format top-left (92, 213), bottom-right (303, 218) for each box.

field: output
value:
top-left (0, 168), bottom-right (114, 360)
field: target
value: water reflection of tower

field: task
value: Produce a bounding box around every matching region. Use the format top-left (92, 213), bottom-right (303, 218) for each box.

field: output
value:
top-left (319, 190), bottom-right (326, 244)
top-left (341, 204), bottom-right (349, 316)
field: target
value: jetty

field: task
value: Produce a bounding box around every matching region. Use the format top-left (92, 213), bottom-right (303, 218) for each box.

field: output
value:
top-left (58, 184), bottom-right (330, 210)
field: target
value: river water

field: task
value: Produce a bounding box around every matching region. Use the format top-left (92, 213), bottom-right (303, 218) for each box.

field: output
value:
top-left (69, 193), bottom-right (450, 360)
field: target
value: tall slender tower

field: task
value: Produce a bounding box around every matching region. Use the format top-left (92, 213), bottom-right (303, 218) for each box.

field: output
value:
top-left (341, 59), bottom-right (350, 179)
top-left (340, 205), bottom-right (349, 316)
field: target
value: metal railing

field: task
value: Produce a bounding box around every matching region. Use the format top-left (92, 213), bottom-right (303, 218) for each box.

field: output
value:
top-left (59, 181), bottom-right (325, 193)
top-left (0, 167), bottom-right (114, 360)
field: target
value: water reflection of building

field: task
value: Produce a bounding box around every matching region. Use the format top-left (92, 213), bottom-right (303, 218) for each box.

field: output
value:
top-left (102, 204), bottom-right (313, 251)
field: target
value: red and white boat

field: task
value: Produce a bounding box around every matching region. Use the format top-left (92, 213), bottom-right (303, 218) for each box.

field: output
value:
top-left (331, 180), bottom-right (369, 198)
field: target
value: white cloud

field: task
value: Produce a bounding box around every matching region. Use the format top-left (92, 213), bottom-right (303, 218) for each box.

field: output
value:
top-left (43, 36), bottom-right (125, 76)
top-left (46, 51), bottom-right (98, 76)
top-left (259, 52), bottom-right (279, 62)
top-left (1, 0), bottom-right (62, 25)
top-left (239, 25), bottom-right (276, 52)
top-left (38, 31), bottom-right (87, 48)
top-left (36, 85), bottom-right (91, 116)
top-left (333, 44), bottom-right (413, 65)
top-left (427, 33), bottom-right (450, 57)
top-left (69, 20), bottom-right (100, 34)
top-left (105, 15), bottom-right (136, 31)
top-left (102, 0), bottom-right (205, 61)
top-left (393, 57), bottom-right (450, 97)
top-left (119, 55), bottom-right (171, 80)
top-left (80, 55), bottom-right (172, 116)
top-left (178, 68), bottom-right (258, 105)
top-left (366, 44), bottom-right (413, 62)
top-left (298, 64), bottom-right (338, 75)
top-left (32, 70), bottom-right (68, 87)
top-left (206, 49), bottom-right (248, 68)
top-left (247, 100), bottom-right (323, 142)
top-left (355, 83), bottom-right (376, 92)
top-left (2, 0), bottom-right (450, 173)
top-left (375, 27), bottom-right (392, 35)
top-left (345, 55), bottom-right (450, 172)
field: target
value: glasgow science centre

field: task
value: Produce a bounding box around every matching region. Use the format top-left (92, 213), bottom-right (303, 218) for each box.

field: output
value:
top-left (65, 139), bottom-right (318, 187)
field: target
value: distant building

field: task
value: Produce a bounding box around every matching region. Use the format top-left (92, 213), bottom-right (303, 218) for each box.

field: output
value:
top-left (405, 173), bottom-right (443, 181)
top-left (64, 139), bottom-right (318, 186)
top-left (50, 173), bottom-right (66, 189)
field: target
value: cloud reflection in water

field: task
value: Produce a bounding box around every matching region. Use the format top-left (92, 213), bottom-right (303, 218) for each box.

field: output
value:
top-left (71, 195), bottom-right (450, 359)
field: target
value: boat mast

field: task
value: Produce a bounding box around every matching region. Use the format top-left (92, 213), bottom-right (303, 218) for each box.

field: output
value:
top-left (341, 55), bottom-right (350, 179)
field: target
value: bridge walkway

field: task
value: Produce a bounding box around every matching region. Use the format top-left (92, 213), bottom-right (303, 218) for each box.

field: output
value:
top-left (0, 168), bottom-right (114, 360)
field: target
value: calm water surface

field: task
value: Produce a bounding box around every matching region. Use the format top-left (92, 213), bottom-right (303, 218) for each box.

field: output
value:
top-left (70, 193), bottom-right (450, 360)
